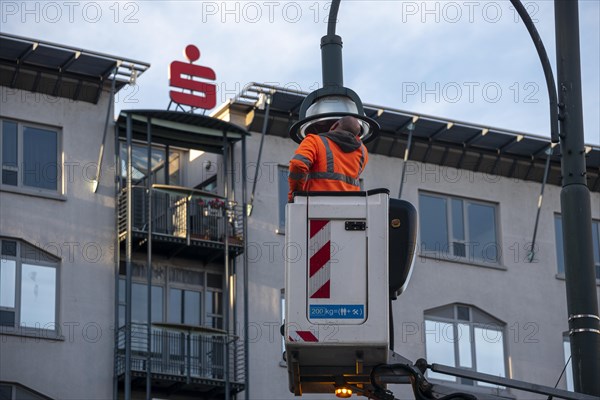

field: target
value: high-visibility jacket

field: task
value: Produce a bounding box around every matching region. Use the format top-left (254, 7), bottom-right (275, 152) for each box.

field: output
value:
top-left (288, 131), bottom-right (368, 202)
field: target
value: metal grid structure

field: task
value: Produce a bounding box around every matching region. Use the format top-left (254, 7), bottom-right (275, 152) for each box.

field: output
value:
top-left (115, 109), bottom-right (249, 400)
top-left (0, 33), bottom-right (149, 104)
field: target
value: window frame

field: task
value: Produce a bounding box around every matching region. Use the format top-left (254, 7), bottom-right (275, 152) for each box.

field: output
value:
top-left (554, 214), bottom-right (600, 282)
top-left (0, 238), bottom-right (61, 336)
top-left (418, 191), bottom-right (502, 267)
top-left (0, 118), bottom-right (62, 195)
top-left (424, 304), bottom-right (508, 390)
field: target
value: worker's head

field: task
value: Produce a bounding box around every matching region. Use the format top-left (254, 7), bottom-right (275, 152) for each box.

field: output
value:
top-left (330, 116), bottom-right (361, 136)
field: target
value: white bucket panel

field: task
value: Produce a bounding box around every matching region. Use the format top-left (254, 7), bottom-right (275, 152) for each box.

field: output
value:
top-left (306, 218), bottom-right (367, 325)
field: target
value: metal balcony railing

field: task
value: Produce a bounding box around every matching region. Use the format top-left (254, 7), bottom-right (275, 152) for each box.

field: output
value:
top-left (118, 186), bottom-right (244, 246)
top-left (116, 324), bottom-right (245, 386)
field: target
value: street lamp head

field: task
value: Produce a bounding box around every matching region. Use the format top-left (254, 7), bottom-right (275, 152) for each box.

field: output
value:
top-left (289, 86), bottom-right (379, 144)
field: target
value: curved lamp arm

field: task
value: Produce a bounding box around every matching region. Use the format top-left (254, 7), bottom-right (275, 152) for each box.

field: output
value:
top-left (326, 0), bottom-right (559, 143)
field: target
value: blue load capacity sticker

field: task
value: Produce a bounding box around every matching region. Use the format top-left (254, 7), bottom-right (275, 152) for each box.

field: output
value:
top-left (309, 304), bottom-right (365, 319)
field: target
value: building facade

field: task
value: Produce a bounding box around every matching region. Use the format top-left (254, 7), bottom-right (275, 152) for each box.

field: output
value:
top-left (1, 35), bottom-right (599, 400)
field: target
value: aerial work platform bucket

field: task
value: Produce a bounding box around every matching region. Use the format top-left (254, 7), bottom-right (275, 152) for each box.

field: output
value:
top-left (284, 189), bottom-right (416, 396)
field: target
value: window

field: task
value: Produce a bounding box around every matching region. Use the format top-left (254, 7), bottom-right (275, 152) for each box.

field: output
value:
top-left (562, 336), bottom-right (574, 391)
top-left (119, 142), bottom-right (182, 186)
top-left (419, 193), bottom-right (500, 264)
top-left (424, 304), bottom-right (506, 388)
top-left (118, 264), bottom-right (223, 328)
top-left (0, 238), bottom-right (60, 331)
top-left (278, 165), bottom-right (288, 233)
top-left (197, 175), bottom-right (217, 193)
top-left (1, 119), bottom-right (60, 192)
top-left (555, 216), bottom-right (600, 280)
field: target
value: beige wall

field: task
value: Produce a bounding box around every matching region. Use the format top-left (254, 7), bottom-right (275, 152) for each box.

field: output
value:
top-left (0, 87), bottom-right (116, 399)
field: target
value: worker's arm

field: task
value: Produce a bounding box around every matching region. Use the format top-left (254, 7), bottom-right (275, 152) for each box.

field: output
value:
top-left (288, 135), bottom-right (318, 202)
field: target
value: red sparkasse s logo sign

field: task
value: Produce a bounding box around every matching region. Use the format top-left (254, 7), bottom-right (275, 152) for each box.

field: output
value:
top-left (169, 45), bottom-right (217, 110)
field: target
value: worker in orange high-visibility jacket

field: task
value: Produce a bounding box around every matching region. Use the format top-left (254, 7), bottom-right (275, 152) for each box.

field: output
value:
top-left (288, 116), bottom-right (368, 202)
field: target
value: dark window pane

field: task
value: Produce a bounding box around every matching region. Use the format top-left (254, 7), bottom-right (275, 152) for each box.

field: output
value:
top-left (2, 170), bottom-right (17, 186)
top-left (170, 267), bottom-right (203, 286)
top-left (555, 216), bottom-right (565, 274)
top-left (2, 120), bottom-right (17, 165)
top-left (467, 203), bottom-right (497, 262)
top-left (119, 279), bottom-right (125, 303)
top-left (0, 385), bottom-right (11, 400)
top-left (131, 283), bottom-right (163, 323)
top-left (0, 310), bottom-right (15, 327)
top-left (451, 199), bottom-right (464, 241)
top-left (169, 288), bottom-right (182, 323)
top-left (207, 316), bottom-right (223, 329)
top-left (152, 286), bottom-right (164, 322)
top-left (278, 166), bottom-right (288, 231)
top-left (207, 273), bottom-right (222, 289)
top-left (169, 151), bottom-right (180, 185)
top-left (2, 121), bottom-right (18, 186)
top-left (453, 242), bottom-right (466, 258)
top-left (23, 127), bottom-right (57, 190)
top-left (15, 386), bottom-right (46, 400)
top-left (207, 291), bottom-right (223, 315)
top-left (184, 290), bottom-right (201, 325)
top-left (121, 143), bottom-right (166, 183)
top-left (118, 305), bottom-right (125, 328)
top-left (131, 283), bottom-right (146, 323)
top-left (419, 194), bottom-right (448, 253)
top-left (1, 240), bottom-right (17, 256)
top-left (457, 305), bottom-right (470, 321)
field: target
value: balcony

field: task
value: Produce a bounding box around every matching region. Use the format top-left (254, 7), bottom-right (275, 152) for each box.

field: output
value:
top-left (118, 186), bottom-right (244, 259)
top-left (116, 324), bottom-right (245, 395)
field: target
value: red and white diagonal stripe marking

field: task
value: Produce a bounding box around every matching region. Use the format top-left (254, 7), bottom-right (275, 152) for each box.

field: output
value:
top-left (288, 330), bottom-right (319, 342)
top-left (309, 219), bottom-right (331, 299)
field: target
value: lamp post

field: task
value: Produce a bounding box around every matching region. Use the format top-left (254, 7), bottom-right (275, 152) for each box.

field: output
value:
top-left (291, 0), bottom-right (599, 396)
top-left (555, 1), bottom-right (600, 395)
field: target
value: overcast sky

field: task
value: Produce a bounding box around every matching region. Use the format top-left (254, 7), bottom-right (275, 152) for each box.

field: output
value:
top-left (2, 0), bottom-right (599, 144)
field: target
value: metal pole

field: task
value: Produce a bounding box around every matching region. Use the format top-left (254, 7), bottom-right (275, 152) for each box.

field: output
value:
top-left (93, 66), bottom-right (117, 193)
top-left (555, 0), bottom-right (600, 395)
top-left (146, 117), bottom-right (153, 399)
top-left (113, 122), bottom-right (121, 400)
top-left (241, 133), bottom-right (250, 400)
top-left (249, 94), bottom-right (271, 215)
top-left (125, 112), bottom-right (133, 400)
top-left (528, 145), bottom-right (553, 262)
top-left (223, 130), bottom-right (231, 400)
top-left (398, 123), bottom-right (415, 199)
